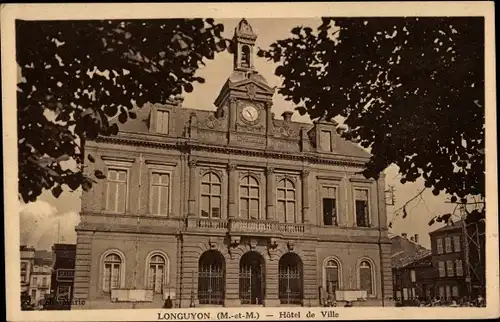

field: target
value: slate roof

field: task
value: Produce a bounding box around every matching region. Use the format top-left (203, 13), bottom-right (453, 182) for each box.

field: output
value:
top-left (33, 250), bottom-right (53, 266)
top-left (390, 234), bottom-right (431, 269)
top-left (115, 103), bottom-right (371, 159)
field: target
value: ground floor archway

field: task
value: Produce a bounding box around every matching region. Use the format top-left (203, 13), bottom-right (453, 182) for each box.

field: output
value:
top-left (278, 252), bottom-right (303, 305)
top-left (239, 251), bottom-right (265, 305)
top-left (198, 250), bottom-right (225, 305)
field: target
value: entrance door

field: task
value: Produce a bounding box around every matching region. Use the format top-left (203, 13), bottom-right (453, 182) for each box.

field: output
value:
top-left (239, 252), bottom-right (265, 304)
top-left (278, 253), bottom-right (303, 305)
top-left (198, 250), bottom-right (226, 305)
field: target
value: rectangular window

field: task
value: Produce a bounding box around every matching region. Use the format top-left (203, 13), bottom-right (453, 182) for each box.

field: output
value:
top-left (33, 276), bottom-right (38, 285)
top-left (106, 168), bottom-right (128, 213)
top-left (403, 288), bottom-right (408, 300)
top-left (437, 238), bottom-right (444, 254)
top-left (451, 285), bottom-right (459, 297)
top-left (445, 236), bottom-right (452, 253)
top-left (453, 235), bottom-right (461, 252)
top-left (103, 263), bottom-right (121, 292)
top-left (410, 270), bottom-right (416, 282)
top-left (355, 189), bottom-right (369, 227)
top-left (438, 261), bottom-right (445, 277)
top-left (439, 286), bottom-right (446, 298)
top-left (42, 277), bottom-right (47, 287)
top-left (150, 172), bottom-right (170, 215)
top-left (455, 260), bottom-right (464, 276)
top-left (320, 130), bottom-right (332, 152)
top-left (31, 290), bottom-right (36, 300)
top-left (446, 260), bottom-right (454, 277)
top-left (322, 186), bottom-right (338, 226)
top-left (156, 110), bottom-right (170, 134)
top-left (445, 285), bottom-right (451, 298)
top-left (438, 286), bottom-right (445, 298)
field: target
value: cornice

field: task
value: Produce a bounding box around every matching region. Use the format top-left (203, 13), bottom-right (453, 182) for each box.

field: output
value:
top-left (95, 136), bottom-right (368, 168)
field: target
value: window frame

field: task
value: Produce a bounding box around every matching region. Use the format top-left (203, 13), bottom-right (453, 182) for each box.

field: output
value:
top-left (320, 129), bottom-right (333, 152)
top-left (149, 170), bottom-right (172, 216)
top-left (239, 175), bottom-right (261, 220)
top-left (105, 166), bottom-right (130, 214)
top-left (100, 249), bottom-right (126, 293)
top-left (276, 178), bottom-right (297, 223)
top-left (323, 256), bottom-right (342, 296)
top-left (410, 269), bottom-right (416, 283)
top-left (200, 171), bottom-right (223, 219)
top-left (353, 188), bottom-right (371, 228)
top-left (155, 109), bottom-right (170, 134)
top-left (321, 185), bottom-right (339, 226)
top-left (444, 236), bottom-right (452, 253)
top-left (453, 235), bottom-right (461, 252)
top-left (438, 261), bottom-right (446, 277)
top-left (144, 251), bottom-right (170, 294)
top-left (455, 259), bottom-right (464, 276)
top-left (357, 258), bottom-right (376, 297)
top-left (436, 238), bottom-right (444, 254)
top-left (446, 260), bottom-right (454, 277)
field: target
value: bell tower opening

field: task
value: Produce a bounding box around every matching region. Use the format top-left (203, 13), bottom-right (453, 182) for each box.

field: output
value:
top-left (233, 18), bottom-right (257, 71)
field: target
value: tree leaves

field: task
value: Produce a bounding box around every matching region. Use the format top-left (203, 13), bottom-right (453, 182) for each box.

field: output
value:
top-left (260, 17), bottom-right (485, 200)
top-left (17, 18), bottom-right (226, 203)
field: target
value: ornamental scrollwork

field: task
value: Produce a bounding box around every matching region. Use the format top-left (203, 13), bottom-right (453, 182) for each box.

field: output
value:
top-left (188, 160), bottom-right (197, 168)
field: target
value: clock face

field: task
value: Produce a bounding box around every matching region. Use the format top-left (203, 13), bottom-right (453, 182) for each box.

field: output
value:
top-left (242, 105), bottom-right (259, 122)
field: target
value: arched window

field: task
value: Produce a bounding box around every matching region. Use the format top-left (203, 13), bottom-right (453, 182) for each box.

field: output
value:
top-left (102, 252), bottom-right (123, 292)
top-left (324, 258), bottom-right (341, 299)
top-left (147, 253), bottom-right (168, 293)
top-left (240, 176), bottom-right (259, 219)
top-left (358, 260), bottom-right (375, 297)
top-left (277, 179), bottom-right (296, 223)
top-left (201, 172), bottom-right (222, 218)
top-left (241, 45), bottom-right (251, 68)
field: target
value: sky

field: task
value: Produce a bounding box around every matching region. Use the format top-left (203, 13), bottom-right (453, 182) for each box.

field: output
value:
top-left (19, 18), bottom-right (459, 251)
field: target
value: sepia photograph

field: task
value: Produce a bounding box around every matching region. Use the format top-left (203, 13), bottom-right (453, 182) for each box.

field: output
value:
top-left (2, 2), bottom-right (498, 321)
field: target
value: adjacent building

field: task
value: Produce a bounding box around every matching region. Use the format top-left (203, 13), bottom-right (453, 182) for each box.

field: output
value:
top-left (20, 245), bottom-right (36, 296)
top-left (29, 250), bottom-right (53, 306)
top-left (72, 19), bottom-right (393, 309)
top-left (390, 234), bottom-right (434, 304)
top-left (50, 244), bottom-right (77, 309)
top-left (429, 219), bottom-right (485, 300)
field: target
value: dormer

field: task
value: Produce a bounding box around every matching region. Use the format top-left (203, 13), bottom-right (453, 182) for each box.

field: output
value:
top-left (149, 96), bottom-right (184, 135)
top-left (313, 115), bottom-right (339, 153)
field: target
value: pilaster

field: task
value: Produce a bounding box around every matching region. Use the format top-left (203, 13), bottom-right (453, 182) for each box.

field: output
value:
top-left (266, 167), bottom-right (276, 221)
top-left (227, 162), bottom-right (238, 219)
top-left (188, 160), bottom-right (198, 217)
top-left (301, 169), bottom-right (310, 223)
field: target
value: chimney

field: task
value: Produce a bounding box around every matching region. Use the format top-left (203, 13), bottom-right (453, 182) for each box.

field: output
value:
top-left (282, 111), bottom-right (293, 123)
top-left (401, 233), bottom-right (407, 239)
top-left (414, 234), bottom-right (419, 243)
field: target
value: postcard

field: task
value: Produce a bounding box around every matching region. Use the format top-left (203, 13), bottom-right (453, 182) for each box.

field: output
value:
top-left (2, 2), bottom-right (498, 321)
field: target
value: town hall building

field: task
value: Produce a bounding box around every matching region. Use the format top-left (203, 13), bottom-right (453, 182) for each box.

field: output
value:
top-left (72, 19), bottom-right (393, 309)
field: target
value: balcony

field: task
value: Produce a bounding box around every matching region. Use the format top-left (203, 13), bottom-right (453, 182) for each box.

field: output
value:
top-left (185, 217), bottom-right (308, 236)
top-left (229, 219), bottom-right (306, 235)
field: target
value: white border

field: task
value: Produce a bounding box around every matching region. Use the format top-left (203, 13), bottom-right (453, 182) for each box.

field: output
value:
top-left (2, 2), bottom-right (498, 321)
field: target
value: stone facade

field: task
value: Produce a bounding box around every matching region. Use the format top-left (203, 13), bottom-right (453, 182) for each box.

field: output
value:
top-left (72, 19), bottom-right (392, 309)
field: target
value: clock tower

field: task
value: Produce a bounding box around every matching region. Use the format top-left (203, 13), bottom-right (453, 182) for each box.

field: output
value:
top-left (214, 18), bottom-right (275, 145)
